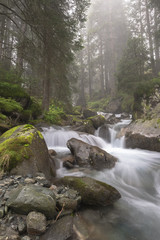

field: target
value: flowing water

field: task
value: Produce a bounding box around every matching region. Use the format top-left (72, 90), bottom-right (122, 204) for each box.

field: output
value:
top-left (42, 118), bottom-right (160, 240)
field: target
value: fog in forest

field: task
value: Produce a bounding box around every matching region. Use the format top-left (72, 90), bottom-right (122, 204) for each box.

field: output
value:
top-left (0, 0), bottom-right (159, 113)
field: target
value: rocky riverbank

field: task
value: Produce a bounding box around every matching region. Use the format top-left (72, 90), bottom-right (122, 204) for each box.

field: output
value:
top-left (0, 172), bottom-right (121, 240)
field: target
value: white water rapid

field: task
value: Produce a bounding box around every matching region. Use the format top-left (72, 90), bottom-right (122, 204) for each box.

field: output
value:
top-left (42, 118), bottom-right (160, 240)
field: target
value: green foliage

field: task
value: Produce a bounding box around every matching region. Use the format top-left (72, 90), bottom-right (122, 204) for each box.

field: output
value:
top-left (118, 92), bottom-right (134, 113)
top-left (134, 77), bottom-right (160, 100)
top-left (88, 98), bottom-right (110, 111)
top-left (133, 77), bottom-right (160, 118)
top-left (72, 106), bottom-right (82, 115)
top-left (27, 97), bottom-right (42, 119)
top-left (0, 82), bottom-right (29, 101)
top-left (0, 98), bottom-right (23, 114)
top-left (0, 67), bottom-right (22, 84)
top-left (0, 113), bottom-right (7, 121)
top-left (44, 104), bottom-right (66, 125)
top-left (117, 37), bottom-right (149, 93)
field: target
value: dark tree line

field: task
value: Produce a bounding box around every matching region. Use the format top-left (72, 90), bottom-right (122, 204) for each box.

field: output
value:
top-left (0, 0), bottom-right (90, 110)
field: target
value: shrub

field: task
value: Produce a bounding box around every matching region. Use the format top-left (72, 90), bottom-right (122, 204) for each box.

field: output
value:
top-left (44, 105), bottom-right (66, 125)
top-left (0, 98), bottom-right (23, 115)
top-left (0, 82), bottom-right (29, 100)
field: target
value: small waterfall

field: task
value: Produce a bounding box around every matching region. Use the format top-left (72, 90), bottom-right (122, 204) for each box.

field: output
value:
top-left (42, 126), bottom-right (108, 151)
top-left (97, 118), bottom-right (132, 148)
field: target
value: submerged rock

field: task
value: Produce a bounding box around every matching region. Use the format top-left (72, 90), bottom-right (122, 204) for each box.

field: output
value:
top-left (58, 176), bottom-right (121, 207)
top-left (6, 185), bottom-right (57, 219)
top-left (67, 138), bottom-right (117, 170)
top-left (0, 124), bottom-right (56, 180)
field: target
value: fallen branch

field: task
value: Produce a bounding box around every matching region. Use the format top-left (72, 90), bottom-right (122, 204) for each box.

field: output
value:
top-left (54, 203), bottom-right (65, 223)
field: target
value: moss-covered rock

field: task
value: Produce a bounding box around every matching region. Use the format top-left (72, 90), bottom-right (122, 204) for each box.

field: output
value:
top-left (88, 115), bottom-right (106, 129)
top-left (83, 109), bottom-right (97, 119)
top-left (0, 124), bottom-right (56, 179)
top-left (59, 176), bottom-right (121, 207)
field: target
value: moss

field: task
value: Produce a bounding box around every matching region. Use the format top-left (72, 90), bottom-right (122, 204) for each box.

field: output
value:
top-left (0, 124), bottom-right (36, 172)
top-left (0, 113), bottom-right (7, 121)
top-left (0, 97), bottom-right (23, 114)
top-left (0, 137), bottom-right (32, 171)
top-left (37, 131), bottom-right (44, 139)
top-left (1, 126), bottom-right (20, 139)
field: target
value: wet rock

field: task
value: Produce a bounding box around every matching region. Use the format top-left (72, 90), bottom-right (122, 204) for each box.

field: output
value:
top-left (98, 125), bottom-right (110, 142)
top-left (62, 155), bottom-right (75, 169)
top-left (72, 120), bottom-right (95, 135)
top-left (67, 138), bottom-right (117, 170)
top-left (59, 176), bottom-right (121, 207)
top-left (40, 216), bottom-right (73, 240)
top-left (89, 115), bottom-right (106, 129)
top-left (48, 149), bottom-right (57, 157)
top-left (6, 185), bottom-right (56, 219)
top-left (27, 211), bottom-right (47, 236)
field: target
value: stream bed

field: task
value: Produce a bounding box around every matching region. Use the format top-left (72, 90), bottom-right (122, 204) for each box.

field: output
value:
top-left (42, 118), bottom-right (160, 240)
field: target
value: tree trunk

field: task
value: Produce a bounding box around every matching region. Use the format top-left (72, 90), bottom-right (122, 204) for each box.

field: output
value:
top-left (42, 54), bottom-right (51, 111)
top-left (145, 0), bottom-right (156, 75)
top-left (154, 7), bottom-right (160, 74)
top-left (87, 33), bottom-right (92, 99)
top-left (100, 36), bottom-right (105, 97)
top-left (80, 51), bottom-right (86, 108)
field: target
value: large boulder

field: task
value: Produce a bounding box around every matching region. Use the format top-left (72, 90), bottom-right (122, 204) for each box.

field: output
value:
top-left (6, 185), bottom-right (57, 219)
top-left (0, 124), bottom-right (56, 180)
top-left (67, 138), bottom-right (117, 170)
top-left (124, 120), bottom-right (160, 151)
top-left (59, 176), bottom-right (121, 207)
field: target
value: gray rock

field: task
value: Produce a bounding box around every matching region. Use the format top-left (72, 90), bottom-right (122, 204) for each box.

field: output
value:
top-left (17, 217), bottom-right (26, 235)
top-left (67, 138), bottom-right (117, 170)
top-left (24, 178), bottom-right (36, 184)
top-left (40, 216), bottom-right (73, 240)
top-left (0, 208), bottom-right (4, 218)
top-left (27, 211), bottom-right (47, 236)
top-left (21, 236), bottom-right (31, 240)
top-left (6, 185), bottom-right (57, 219)
top-left (59, 176), bottom-right (121, 207)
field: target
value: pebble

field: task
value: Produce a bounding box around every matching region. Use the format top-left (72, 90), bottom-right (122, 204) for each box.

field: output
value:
top-left (24, 178), bottom-right (35, 184)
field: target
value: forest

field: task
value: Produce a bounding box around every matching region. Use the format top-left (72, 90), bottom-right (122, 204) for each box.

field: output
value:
top-left (1, 1), bottom-right (160, 240)
top-left (0, 0), bottom-right (160, 119)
